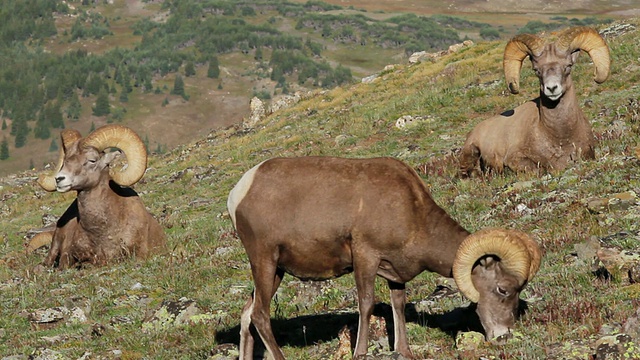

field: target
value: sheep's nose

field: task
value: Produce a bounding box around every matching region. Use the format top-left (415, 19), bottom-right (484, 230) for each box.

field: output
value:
top-left (55, 176), bottom-right (65, 184)
top-left (546, 85), bottom-right (558, 93)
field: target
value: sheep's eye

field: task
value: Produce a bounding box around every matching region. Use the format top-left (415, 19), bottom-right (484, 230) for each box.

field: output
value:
top-left (496, 286), bottom-right (509, 296)
top-left (86, 159), bottom-right (97, 165)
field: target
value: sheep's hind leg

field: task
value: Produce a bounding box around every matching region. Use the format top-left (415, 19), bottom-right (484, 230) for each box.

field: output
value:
top-left (388, 280), bottom-right (413, 358)
top-left (353, 257), bottom-right (378, 358)
top-left (242, 264), bottom-right (285, 360)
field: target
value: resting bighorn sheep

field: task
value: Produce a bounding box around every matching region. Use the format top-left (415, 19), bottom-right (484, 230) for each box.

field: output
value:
top-left (34, 125), bottom-right (166, 269)
top-left (459, 26), bottom-right (610, 176)
top-left (227, 156), bottom-right (542, 359)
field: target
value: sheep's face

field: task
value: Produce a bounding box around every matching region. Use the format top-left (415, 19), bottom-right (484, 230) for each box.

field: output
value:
top-left (54, 144), bottom-right (115, 192)
top-left (471, 256), bottom-right (524, 340)
top-left (530, 46), bottom-right (580, 102)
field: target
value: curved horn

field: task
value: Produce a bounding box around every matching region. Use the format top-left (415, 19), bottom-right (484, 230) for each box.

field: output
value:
top-left (517, 230), bottom-right (542, 278)
top-left (81, 124), bottom-right (147, 186)
top-left (556, 26), bottom-right (610, 84)
top-left (453, 228), bottom-right (539, 303)
top-left (37, 129), bottom-right (82, 192)
top-left (503, 34), bottom-right (544, 94)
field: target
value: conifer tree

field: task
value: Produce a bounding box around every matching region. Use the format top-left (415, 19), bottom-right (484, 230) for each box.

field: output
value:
top-left (93, 89), bottom-right (111, 116)
top-left (185, 61), bottom-right (196, 77)
top-left (34, 111), bottom-right (51, 139)
top-left (171, 74), bottom-right (186, 97)
top-left (47, 102), bottom-right (64, 129)
top-left (207, 57), bottom-right (220, 79)
top-left (119, 87), bottom-right (128, 103)
top-left (14, 118), bottom-right (29, 148)
top-left (49, 138), bottom-right (58, 152)
top-left (0, 138), bottom-right (9, 160)
top-left (86, 73), bottom-right (104, 96)
top-left (66, 92), bottom-right (81, 121)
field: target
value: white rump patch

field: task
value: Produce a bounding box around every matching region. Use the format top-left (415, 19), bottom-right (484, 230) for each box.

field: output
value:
top-left (227, 160), bottom-right (267, 228)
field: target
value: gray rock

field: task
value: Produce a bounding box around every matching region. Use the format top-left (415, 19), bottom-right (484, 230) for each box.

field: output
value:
top-left (594, 333), bottom-right (639, 359)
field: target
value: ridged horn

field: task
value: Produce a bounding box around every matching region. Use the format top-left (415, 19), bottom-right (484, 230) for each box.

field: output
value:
top-left (36, 129), bottom-right (82, 192)
top-left (556, 26), bottom-right (610, 84)
top-left (80, 124), bottom-right (147, 186)
top-left (453, 228), bottom-right (541, 303)
top-left (503, 34), bottom-right (544, 94)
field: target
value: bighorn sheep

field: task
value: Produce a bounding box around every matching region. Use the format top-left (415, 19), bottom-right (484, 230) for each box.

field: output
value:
top-left (33, 125), bottom-right (166, 269)
top-left (459, 26), bottom-right (610, 176)
top-left (227, 156), bottom-right (542, 359)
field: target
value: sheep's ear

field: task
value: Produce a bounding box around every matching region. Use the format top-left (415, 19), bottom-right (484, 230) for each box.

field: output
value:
top-left (570, 49), bottom-right (581, 64)
top-left (477, 256), bottom-right (498, 270)
top-left (100, 150), bottom-right (122, 167)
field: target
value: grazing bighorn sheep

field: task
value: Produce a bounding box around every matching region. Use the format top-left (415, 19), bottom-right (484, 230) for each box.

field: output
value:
top-left (227, 156), bottom-right (542, 359)
top-left (34, 125), bottom-right (166, 269)
top-left (459, 26), bottom-right (610, 176)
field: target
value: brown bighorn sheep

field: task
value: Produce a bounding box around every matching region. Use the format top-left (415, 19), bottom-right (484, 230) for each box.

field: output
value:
top-left (227, 156), bottom-right (542, 359)
top-left (459, 26), bottom-right (610, 176)
top-left (33, 125), bottom-right (166, 269)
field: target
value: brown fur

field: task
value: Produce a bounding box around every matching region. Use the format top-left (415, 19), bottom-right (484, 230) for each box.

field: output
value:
top-left (459, 39), bottom-right (598, 177)
top-left (228, 156), bottom-right (533, 359)
top-left (43, 142), bottom-right (166, 269)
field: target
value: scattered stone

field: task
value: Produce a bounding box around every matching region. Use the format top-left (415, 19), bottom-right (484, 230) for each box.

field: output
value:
top-left (573, 236), bottom-right (601, 263)
top-left (594, 333), bottom-right (639, 359)
top-left (246, 96), bottom-right (266, 128)
top-left (408, 40), bottom-right (474, 63)
top-left (28, 307), bottom-right (69, 329)
top-left (623, 308), bottom-right (640, 340)
top-left (394, 115), bottom-right (434, 129)
top-left (335, 134), bottom-right (350, 146)
top-left (27, 348), bottom-right (65, 360)
top-left (585, 191), bottom-right (637, 213)
top-left (332, 315), bottom-right (390, 358)
top-left (361, 74), bottom-right (379, 84)
top-left (1, 355), bottom-right (29, 360)
top-left (600, 23), bottom-right (636, 38)
top-left (509, 180), bottom-right (535, 191)
top-left (209, 343), bottom-right (239, 360)
top-left (130, 282), bottom-right (143, 290)
top-left (142, 297), bottom-right (218, 333)
top-left (455, 331), bottom-right (484, 351)
top-left (595, 247), bottom-right (640, 284)
top-left (270, 92), bottom-right (303, 113)
top-left (334, 325), bottom-right (353, 360)
top-left (545, 339), bottom-right (594, 359)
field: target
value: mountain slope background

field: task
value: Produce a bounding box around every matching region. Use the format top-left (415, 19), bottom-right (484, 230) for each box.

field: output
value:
top-left (0, 0), bottom-right (636, 177)
top-left (1, 1), bottom-right (640, 359)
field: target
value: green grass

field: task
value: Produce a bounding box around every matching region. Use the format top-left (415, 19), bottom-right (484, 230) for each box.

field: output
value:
top-left (2, 18), bottom-right (640, 359)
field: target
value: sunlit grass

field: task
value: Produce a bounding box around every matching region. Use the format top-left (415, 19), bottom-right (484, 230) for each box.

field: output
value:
top-left (2, 16), bottom-right (640, 359)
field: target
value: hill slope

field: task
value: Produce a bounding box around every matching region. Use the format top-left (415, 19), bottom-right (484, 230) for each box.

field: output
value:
top-left (0, 0), bottom-right (633, 178)
top-left (1, 18), bottom-right (640, 359)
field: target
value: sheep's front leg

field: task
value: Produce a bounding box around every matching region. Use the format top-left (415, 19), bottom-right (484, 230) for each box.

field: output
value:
top-left (458, 143), bottom-right (481, 178)
top-left (42, 233), bottom-right (62, 267)
top-left (389, 280), bottom-right (413, 358)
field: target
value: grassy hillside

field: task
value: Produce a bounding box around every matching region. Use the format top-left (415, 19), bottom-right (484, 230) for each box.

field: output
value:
top-left (1, 17), bottom-right (640, 359)
top-left (0, 0), bottom-right (630, 179)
